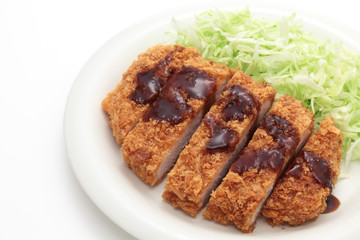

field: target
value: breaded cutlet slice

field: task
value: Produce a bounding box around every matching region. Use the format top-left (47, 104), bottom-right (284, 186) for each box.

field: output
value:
top-left (202, 95), bottom-right (314, 233)
top-left (162, 72), bottom-right (276, 217)
top-left (262, 117), bottom-right (343, 226)
top-left (102, 44), bottom-right (200, 144)
top-left (122, 57), bottom-right (234, 186)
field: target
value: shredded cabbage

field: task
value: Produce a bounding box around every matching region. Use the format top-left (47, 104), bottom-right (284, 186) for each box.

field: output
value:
top-left (167, 8), bottom-right (360, 168)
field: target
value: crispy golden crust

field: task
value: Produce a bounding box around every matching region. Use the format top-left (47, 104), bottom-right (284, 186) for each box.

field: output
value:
top-left (122, 57), bottom-right (234, 186)
top-left (203, 169), bottom-right (276, 233)
top-left (262, 117), bottom-right (343, 226)
top-left (122, 118), bottom-right (192, 185)
top-left (302, 117), bottom-right (343, 184)
top-left (202, 95), bottom-right (314, 233)
top-left (162, 72), bottom-right (276, 217)
top-left (102, 44), bottom-right (200, 144)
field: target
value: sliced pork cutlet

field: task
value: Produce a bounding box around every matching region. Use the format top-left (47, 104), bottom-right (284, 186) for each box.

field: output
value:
top-left (202, 95), bottom-right (314, 233)
top-left (102, 44), bottom-right (200, 144)
top-left (162, 71), bottom-right (276, 217)
top-left (121, 56), bottom-right (234, 186)
top-left (262, 117), bottom-right (343, 226)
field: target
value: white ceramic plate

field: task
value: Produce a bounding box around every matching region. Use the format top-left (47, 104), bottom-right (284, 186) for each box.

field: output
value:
top-left (64, 1), bottom-right (360, 239)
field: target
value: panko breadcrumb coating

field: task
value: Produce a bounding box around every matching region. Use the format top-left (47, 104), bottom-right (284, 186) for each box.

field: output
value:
top-left (202, 95), bottom-right (314, 233)
top-left (162, 72), bottom-right (276, 217)
top-left (122, 55), bottom-right (234, 186)
top-left (102, 44), bottom-right (200, 144)
top-left (262, 117), bottom-right (343, 226)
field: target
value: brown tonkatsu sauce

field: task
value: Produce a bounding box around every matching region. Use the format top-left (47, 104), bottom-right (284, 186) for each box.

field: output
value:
top-left (261, 114), bottom-right (299, 150)
top-left (220, 85), bottom-right (258, 122)
top-left (143, 67), bottom-right (215, 125)
top-left (143, 95), bottom-right (189, 124)
top-left (204, 84), bottom-right (258, 153)
top-left (231, 114), bottom-right (299, 175)
top-left (231, 148), bottom-right (284, 174)
top-left (288, 151), bottom-right (334, 190)
top-left (323, 194), bottom-right (340, 214)
top-left (204, 115), bottom-right (238, 152)
top-left (165, 67), bottom-right (216, 100)
top-left (130, 52), bottom-right (175, 105)
top-left (287, 151), bottom-right (341, 213)
top-left (287, 163), bottom-right (303, 179)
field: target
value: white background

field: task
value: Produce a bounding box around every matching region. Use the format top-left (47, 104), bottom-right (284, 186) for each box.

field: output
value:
top-left (1, 0), bottom-right (359, 239)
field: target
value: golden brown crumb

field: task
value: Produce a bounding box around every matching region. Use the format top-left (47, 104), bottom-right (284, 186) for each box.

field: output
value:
top-left (102, 44), bottom-right (200, 144)
top-left (162, 72), bottom-right (276, 217)
top-left (202, 95), bottom-right (314, 233)
top-left (301, 117), bottom-right (343, 184)
top-left (122, 56), bottom-right (234, 186)
top-left (203, 170), bottom-right (276, 233)
top-left (262, 117), bottom-right (343, 226)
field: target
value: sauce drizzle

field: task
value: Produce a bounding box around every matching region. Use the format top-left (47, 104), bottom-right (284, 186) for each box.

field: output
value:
top-left (288, 151), bottom-right (333, 190)
top-left (286, 151), bottom-right (340, 213)
top-left (323, 194), bottom-right (340, 214)
top-left (220, 85), bottom-right (258, 122)
top-left (130, 52), bottom-right (174, 105)
top-left (204, 84), bottom-right (258, 153)
top-left (143, 67), bottom-right (215, 125)
top-left (231, 114), bottom-right (299, 175)
top-left (287, 162), bottom-right (303, 179)
top-left (204, 115), bottom-right (238, 152)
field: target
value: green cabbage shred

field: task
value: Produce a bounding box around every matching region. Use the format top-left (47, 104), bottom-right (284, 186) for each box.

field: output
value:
top-left (167, 8), bottom-right (360, 169)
